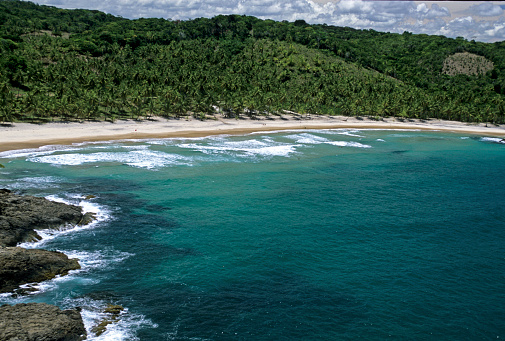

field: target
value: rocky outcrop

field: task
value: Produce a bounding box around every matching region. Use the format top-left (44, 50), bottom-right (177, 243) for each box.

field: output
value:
top-left (0, 190), bottom-right (93, 339)
top-left (91, 304), bottom-right (124, 336)
top-left (0, 303), bottom-right (87, 341)
top-left (0, 247), bottom-right (81, 293)
top-left (0, 189), bottom-right (95, 247)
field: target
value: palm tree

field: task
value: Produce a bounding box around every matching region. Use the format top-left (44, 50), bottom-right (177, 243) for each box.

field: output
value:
top-left (0, 80), bottom-right (14, 116)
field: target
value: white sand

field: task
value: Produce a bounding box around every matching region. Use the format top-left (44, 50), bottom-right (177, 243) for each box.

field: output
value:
top-left (1, 114), bottom-right (504, 152)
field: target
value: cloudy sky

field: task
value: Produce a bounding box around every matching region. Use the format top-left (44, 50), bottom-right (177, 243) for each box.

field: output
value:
top-left (30, 0), bottom-right (505, 43)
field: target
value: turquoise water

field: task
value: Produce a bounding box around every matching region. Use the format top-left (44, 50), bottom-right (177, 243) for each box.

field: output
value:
top-left (1, 129), bottom-right (505, 340)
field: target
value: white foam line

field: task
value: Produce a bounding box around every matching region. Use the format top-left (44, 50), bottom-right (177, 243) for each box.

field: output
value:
top-left (326, 141), bottom-right (372, 148)
top-left (481, 137), bottom-right (505, 144)
top-left (179, 142), bottom-right (299, 158)
top-left (5, 176), bottom-right (64, 190)
top-left (65, 297), bottom-right (157, 341)
top-left (247, 128), bottom-right (422, 136)
top-left (0, 268), bottom-right (93, 303)
top-left (0, 248), bottom-right (133, 301)
top-left (337, 131), bottom-right (365, 138)
top-left (18, 195), bottom-right (111, 249)
top-left (28, 150), bottom-right (193, 169)
top-left (0, 145), bottom-right (80, 159)
top-left (64, 249), bottom-right (133, 273)
top-left (284, 133), bottom-right (331, 144)
top-left (64, 135), bottom-right (235, 151)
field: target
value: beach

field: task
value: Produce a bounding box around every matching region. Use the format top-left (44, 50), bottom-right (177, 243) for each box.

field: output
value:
top-left (1, 114), bottom-right (505, 152)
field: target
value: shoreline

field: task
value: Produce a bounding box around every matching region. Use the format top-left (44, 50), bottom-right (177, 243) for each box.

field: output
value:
top-left (1, 115), bottom-right (505, 153)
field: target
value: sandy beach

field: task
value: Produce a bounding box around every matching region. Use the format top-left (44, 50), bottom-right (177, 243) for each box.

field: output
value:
top-left (1, 114), bottom-right (505, 152)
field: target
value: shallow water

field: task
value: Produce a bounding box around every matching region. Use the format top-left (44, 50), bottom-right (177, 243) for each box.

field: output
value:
top-left (1, 129), bottom-right (504, 340)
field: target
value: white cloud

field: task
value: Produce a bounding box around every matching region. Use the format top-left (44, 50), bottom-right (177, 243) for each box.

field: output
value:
top-left (415, 3), bottom-right (450, 20)
top-left (468, 2), bottom-right (503, 17)
top-left (29, 0), bottom-right (505, 42)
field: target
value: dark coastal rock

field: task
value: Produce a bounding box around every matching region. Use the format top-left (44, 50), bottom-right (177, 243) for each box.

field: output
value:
top-left (0, 247), bottom-right (81, 293)
top-left (0, 191), bottom-right (89, 340)
top-left (0, 189), bottom-right (94, 247)
top-left (0, 302), bottom-right (86, 341)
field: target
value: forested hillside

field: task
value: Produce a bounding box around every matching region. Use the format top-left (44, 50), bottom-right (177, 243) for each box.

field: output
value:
top-left (1, 0), bottom-right (505, 123)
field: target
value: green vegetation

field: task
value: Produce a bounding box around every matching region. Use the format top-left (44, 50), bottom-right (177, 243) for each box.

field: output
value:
top-left (1, 0), bottom-right (505, 124)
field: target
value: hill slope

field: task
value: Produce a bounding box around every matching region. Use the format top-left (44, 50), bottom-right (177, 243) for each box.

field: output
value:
top-left (1, 0), bottom-right (504, 124)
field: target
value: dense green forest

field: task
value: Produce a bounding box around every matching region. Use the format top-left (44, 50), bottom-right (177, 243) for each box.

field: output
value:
top-left (1, 0), bottom-right (505, 123)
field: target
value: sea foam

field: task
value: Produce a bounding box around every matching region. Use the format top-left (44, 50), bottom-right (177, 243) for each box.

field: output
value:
top-left (0, 248), bottom-right (133, 299)
top-left (0, 145), bottom-right (80, 159)
top-left (65, 297), bottom-right (157, 341)
top-left (481, 137), bottom-right (505, 144)
top-left (336, 130), bottom-right (365, 138)
top-left (285, 131), bottom-right (371, 148)
top-left (4, 176), bottom-right (63, 190)
top-left (284, 133), bottom-right (330, 144)
top-left (326, 141), bottom-right (372, 148)
top-left (178, 138), bottom-right (299, 158)
top-left (28, 150), bottom-right (192, 169)
top-left (18, 194), bottom-right (111, 249)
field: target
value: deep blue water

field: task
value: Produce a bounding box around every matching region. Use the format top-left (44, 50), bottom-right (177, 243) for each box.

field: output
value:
top-left (1, 129), bottom-right (504, 340)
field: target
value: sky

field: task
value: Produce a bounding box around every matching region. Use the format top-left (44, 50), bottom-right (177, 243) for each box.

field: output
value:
top-left (30, 0), bottom-right (505, 43)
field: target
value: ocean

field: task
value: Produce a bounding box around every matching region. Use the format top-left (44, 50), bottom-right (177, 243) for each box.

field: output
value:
top-left (1, 129), bottom-right (504, 340)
